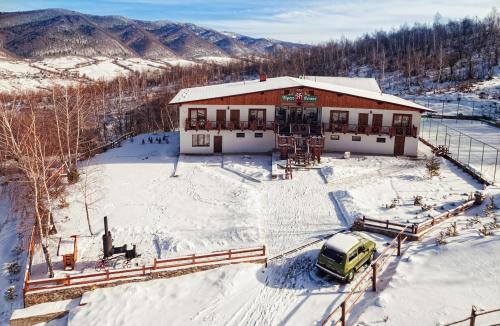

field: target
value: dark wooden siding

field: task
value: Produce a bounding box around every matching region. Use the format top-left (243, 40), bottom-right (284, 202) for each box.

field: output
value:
top-left (179, 87), bottom-right (423, 112)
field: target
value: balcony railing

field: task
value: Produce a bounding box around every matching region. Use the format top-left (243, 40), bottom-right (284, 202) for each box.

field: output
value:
top-left (185, 119), bottom-right (276, 132)
top-left (323, 123), bottom-right (418, 137)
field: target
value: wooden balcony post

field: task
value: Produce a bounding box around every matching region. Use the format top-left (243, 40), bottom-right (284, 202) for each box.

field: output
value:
top-left (397, 234), bottom-right (402, 256)
top-left (372, 263), bottom-right (377, 291)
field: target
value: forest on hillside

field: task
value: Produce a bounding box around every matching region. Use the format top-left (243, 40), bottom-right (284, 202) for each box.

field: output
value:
top-left (260, 9), bottom-right (500, 92)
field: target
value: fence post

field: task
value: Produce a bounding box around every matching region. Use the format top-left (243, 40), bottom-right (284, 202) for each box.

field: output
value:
top-left (457, 133), bottom-right (461, 161)
top-left (480, 144), bottom-right (485, 175)
top-left (372, 263), bottom-right (377, 292)
top-left (228, 249), bottom-right (232, 260)
top-left (386, 220), bottom-right (389, 229)
top-left (494, 150), bottom-right (498, 185)
top-left (470, 305), bottom-right (477, 326)
top-left (397, 234), bottom-right (402, 256)
top-left (341, 301), bottom-right (346, 326)
top-left (153, 258), bottom-right (157, 270)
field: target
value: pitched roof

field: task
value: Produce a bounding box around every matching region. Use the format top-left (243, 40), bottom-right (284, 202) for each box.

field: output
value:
top-left (169, 76), bottom-right (433, 112)
top-left (303, 76), bottom-right (381, 93)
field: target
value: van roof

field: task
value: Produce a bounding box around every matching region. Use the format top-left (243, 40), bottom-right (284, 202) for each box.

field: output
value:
top-left (324, 233), bottom-right (360, 254)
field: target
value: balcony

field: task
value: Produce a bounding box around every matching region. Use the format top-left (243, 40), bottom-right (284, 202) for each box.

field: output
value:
top-left (323, 123), bottom-right (418, 137)
top-left (184, 119), bottom-right (276, 132)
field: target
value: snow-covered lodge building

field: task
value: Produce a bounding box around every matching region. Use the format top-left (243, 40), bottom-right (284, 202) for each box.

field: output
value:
top-left (170, 75), bottom-right (432, 160)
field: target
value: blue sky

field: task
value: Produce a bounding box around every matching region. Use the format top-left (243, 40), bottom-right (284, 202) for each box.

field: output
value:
top-left (0, 0), bottom-right (497, 43)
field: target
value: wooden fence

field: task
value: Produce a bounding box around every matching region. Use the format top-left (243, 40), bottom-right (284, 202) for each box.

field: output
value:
top-left (354, 198), bottom-right (477, 240)
top-left (24, 246), bottom-right (266, 293)
top-left (321, 228), bottom-right (408, 326)
top-left (444, 305), bottom-right (500, 326)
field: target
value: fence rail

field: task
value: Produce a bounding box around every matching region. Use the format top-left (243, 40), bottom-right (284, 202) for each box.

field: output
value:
top-left (420, 117), bottom-right (499, 185)
top-left (24, 245), bottom-right (266, 293)
top-left (355, 198), bottom-right (477, 240)
top-left (405, 96), bottom-right (500, 120)
top-left (444, 305), bottom-right (500, 326)
top-left (321, 228), bottom-right (408, 326)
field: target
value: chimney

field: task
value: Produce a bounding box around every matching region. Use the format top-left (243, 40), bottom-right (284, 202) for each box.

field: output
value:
top-left (259, 73), bottom-right (267, 82)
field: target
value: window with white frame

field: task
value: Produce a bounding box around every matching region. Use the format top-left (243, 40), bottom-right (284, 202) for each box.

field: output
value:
top-left (192, 134), bottom-right (210, 147)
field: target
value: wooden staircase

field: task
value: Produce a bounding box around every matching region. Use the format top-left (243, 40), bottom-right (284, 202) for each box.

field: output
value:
top-left (293, 150), bottom-right (311, 167)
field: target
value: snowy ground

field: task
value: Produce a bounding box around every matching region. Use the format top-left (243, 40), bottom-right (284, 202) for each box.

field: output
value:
top-left (420, 118), bottom-right (500, 184)
top-left (0, 56), bottom-right (199, 92)
top-left (16, 131), bottom-right (497, 325)
top-left (0, 184), bottom-right (29, 325)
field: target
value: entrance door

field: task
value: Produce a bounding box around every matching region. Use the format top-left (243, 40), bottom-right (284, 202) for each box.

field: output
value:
top-left (394, 136), bottom-right (405, 156)
top-left (216, 110), bottom-right (226, 129)
top-left (358, 113), bottom-right (369, 133)
top-left (214, 136), bottom-right (223, 153)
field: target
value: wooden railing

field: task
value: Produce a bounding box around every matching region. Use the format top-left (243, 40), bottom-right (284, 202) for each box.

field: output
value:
top-left (323, 123), bottom-right (418, 137)
top-left (184, 119), bottom-right (276, 132)
top-left (444, 306), bottom-right (500, 326)
top-left (321, 228), bottom-right (408, 326)
top-left (355, 198), bottom-right (477, 239)
top-left (24, 246), bottom-right (266, 293)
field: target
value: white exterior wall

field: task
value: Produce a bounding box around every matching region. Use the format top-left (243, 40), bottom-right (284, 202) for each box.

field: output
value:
top-left (179, 105), bottom-right (275, 154)
top-left (178, 104), bottom-right (422, 156)
top-left (321, 107), bottom-right (421, 156)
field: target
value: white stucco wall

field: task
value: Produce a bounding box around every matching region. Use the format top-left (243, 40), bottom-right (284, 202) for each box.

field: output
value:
top-left (321, 107), bottom-right (420, 156)
top-left (179, 104), bottom-right (275, 154)
top-left (178, 104), bottom-right (421, 156)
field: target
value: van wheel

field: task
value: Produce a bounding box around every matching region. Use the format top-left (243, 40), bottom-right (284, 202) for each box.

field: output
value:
top-left (345, 270), bottom-right (355, 283)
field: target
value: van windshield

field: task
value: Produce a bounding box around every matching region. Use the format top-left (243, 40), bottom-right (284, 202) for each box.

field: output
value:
top-left (322, 247), bottom-right (343, 264)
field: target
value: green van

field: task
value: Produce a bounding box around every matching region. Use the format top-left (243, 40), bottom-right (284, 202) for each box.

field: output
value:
top-left (316, 232), bottom-right (376, 283)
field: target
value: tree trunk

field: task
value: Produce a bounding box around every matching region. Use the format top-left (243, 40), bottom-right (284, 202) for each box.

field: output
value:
top-left (85, 202), bottom-right (93, 236)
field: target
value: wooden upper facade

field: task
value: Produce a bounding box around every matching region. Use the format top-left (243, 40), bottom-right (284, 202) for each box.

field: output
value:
top-left (179, 87), bottom-right (424, 113)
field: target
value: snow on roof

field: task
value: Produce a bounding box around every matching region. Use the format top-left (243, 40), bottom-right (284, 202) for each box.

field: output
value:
top-left (170, 76), bottom-right (433, 112)
top-left (324, 233), bottom-right (360, 254)
top-left (303, 76), bottom-right (381, 93)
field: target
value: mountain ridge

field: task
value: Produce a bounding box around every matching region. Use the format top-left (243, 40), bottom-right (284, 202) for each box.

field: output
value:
top-left (0, 9), bottom-right (306, 60)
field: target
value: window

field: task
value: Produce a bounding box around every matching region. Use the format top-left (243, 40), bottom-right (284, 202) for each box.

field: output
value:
top-left (331, 135), bottom-right (340, 140)
top-left (352, 136), bottom-right (361, 141)
top-left (192, 134), bottom-right (210, 147)
top-left (393, 114), bottom-right (412, 127)
top-left (348, 249), bottom-right (359, 262)
top-left (249, 109), bottom-right (266, 126)
top-left (330, 110), bottom-right (349, 124)
top-left (236, 133), bottom-right (245, 138)
top-left (255, 133), bottom-right (263, 138)
top-left (188, 108), bottom-right (207, 127)
top-left (322, 247), bottom-right (343, 264)
top-left (376, 137), bottom-right (386, 143)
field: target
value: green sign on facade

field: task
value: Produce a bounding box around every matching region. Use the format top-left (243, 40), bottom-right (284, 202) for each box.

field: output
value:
top-left (280, 94), bottom-right (318, 102)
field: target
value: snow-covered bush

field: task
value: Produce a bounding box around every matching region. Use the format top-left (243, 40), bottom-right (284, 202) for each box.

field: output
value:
top-left (4, 286), bottom-right (16, 301)
top-left (5, 261), bottom-right (20, 275)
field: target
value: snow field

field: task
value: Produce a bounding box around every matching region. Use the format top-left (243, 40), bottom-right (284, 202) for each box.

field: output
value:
top-left (24, 131), bottom-right (495, 326)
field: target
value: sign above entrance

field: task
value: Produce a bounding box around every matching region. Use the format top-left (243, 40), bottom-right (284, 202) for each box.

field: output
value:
top-left (281, 92), bottom-right (317, 104)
